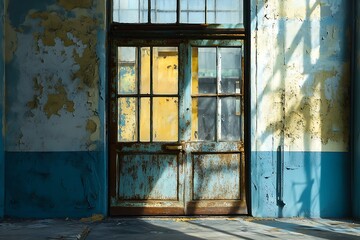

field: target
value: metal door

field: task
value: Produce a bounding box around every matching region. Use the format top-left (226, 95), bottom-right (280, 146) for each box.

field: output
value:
top-left (109, 39), bottom-right (247, 215)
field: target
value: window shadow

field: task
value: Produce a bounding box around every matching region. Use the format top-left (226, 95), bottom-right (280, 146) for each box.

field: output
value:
top-left (251, 219), bottom-right (360, 240)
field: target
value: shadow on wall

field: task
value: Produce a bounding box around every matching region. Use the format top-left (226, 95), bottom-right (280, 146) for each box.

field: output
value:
top-left (253, 0), bottom-right (351, 217)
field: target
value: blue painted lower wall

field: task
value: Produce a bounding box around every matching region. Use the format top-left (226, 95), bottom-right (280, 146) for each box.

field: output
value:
top-left (3, 151), bottom-right (351, 218)
top-left (5, 152), bottom-right (107, 218)
top-left (251, 151), bottom-right (351, 218)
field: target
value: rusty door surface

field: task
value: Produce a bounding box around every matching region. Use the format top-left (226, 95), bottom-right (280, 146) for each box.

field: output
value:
top-left (109, 39), bottom-right (247, 215)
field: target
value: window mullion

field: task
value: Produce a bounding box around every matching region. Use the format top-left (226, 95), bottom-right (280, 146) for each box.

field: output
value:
top-left (150, 47), bottom-right (154, 142)
top-left (177, 0), bottom-right (180, 24)
top-left (137, 47), bottom-right (141, 142)
top-left (148, 0), bottom-right (151, 23)
top-left (205, 0), bottom-right (208, 24)
top-left (216, 47), bottom-right (221, 142)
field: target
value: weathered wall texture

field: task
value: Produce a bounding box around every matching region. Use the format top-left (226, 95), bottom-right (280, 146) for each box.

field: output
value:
top-left (251, 0), bottom-right (350, 152)
top-left (4, 0), bottom-right (107, 217)
top-left (5, 0), bottom-right (105, 151)
top-left (0, 0), bottom-right (5, 218)
top-left (251, 0), bottom-right (351, 217)
top-left (354, 0), bottom-right (360, 219)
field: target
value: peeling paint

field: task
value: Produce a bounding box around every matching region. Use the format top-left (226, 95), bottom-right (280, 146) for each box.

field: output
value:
top-left (86, 119), bottom-right (97, 134)
top-left (5, 0), bottom-right (104, 151)
top-left (31, 12), bottom-right (99, 89)
top-left (43, 84), bottom-right (75, 118)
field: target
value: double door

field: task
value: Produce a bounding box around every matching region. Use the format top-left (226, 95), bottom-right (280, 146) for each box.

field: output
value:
top-left (109, 39), bottom-right (247, 215)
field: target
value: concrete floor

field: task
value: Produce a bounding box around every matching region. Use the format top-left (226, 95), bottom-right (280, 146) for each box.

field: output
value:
top-left (1, 217), bottom-right (360, 240)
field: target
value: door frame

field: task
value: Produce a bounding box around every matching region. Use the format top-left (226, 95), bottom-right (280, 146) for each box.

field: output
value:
top-left (108, 36), bottom-right (250, 215)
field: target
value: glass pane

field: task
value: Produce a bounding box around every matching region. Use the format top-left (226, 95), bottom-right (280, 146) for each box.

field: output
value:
top-left (207, 0), bottom-right (243, 24)
top-left (180, 0), bottom-right (205, 23)
top-left (114, 0), bottom-right (148, 23)
top-left (118, 47), bottom-right (137, 94)
top-left (192, 97), bottom-right (216, 141)
top-left (140, 98), bottom-right (150, 142)
top-left (153, 97), bottom-right (178, 141)
top-left (193, 48), bottom-right (216, 94)
top-left (140, 47), bottom-right (151, 94)
top-left (220, 48), bottom-right (241, 93)
top-left (118, 97), bottom-right (138, 142)
top-left (153, 47), bottom-right (178, 94)
top-left (151, 0), bottom-right (177, 23)
top-left (220, 97), bottom-right (241, 141)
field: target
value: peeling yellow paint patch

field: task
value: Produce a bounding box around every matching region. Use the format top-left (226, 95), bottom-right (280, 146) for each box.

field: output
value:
top-left (57, 0), bottom-right (93, 10)
top-left (31, 12), bottom-right (75, 46)
top-left (27, 77), bottom-right (44, 110)
top-left (86, 116), bottom-right (100, 149)
top-left (43, 85), bottom-right (75, 118)
top-left (86, 119), bottom-right (97, 134)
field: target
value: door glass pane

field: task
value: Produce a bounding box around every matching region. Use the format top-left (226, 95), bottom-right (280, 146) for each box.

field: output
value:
top-left (113, 0), bottom-right (148, 23)
top-left (140, 98), bottom-right (151, 142)
top-left (207, 0), bottom-right (243, 24)
top-left (180, 0), bottom-right (205, 23)
top-left (192, 97), bottom-right (216, 141)
top-left (192, 48), bottom-right (216, 94)
top-left (118, 97), bottom-right (138, 142)
top-left (153, 47), bottom-right (178, 94)
top-left (153, 97), bottom-right (178, 141)
top-left (151, 0), bottom-right (177, 23)
top-left (220, 48), bottom-right (241, 93)
top-left (118, 47), bottom-right (137, 94)
top-left (220, 97), bottom-right (241, 141)
top-left (140, 47), bottom-right (151, 94)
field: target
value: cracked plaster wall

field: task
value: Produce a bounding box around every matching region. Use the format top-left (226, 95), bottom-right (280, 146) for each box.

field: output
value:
top-left (250, 0), bottom-right (351, 217)
top-left (5, 0), bottom-right (106, 152)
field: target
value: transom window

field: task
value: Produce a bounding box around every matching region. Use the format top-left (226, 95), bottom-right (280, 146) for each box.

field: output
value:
top-left (113, 0), bottom-right (244, 26)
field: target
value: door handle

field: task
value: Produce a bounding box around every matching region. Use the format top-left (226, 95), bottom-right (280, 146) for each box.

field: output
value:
top-left (165, 145), bottom-right (183, 151)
